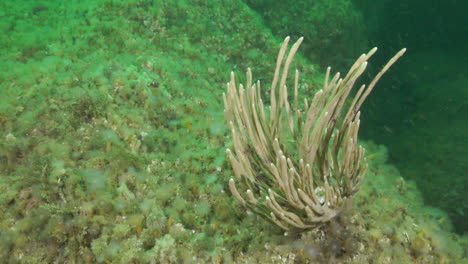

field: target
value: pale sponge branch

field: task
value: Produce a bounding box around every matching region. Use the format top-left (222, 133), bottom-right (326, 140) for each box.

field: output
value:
top-left (223, 37), bottom-right (406, 231)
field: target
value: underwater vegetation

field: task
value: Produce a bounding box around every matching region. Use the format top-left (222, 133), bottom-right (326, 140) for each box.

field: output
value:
top-left (225, 36), bottom-right (405, 231)
top-left (0, 0), bottom-right (466, 263)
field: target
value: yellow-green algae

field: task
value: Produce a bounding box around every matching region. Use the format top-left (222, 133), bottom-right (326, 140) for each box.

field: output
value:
top-left (0, 0), bottom-right (466, 263)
